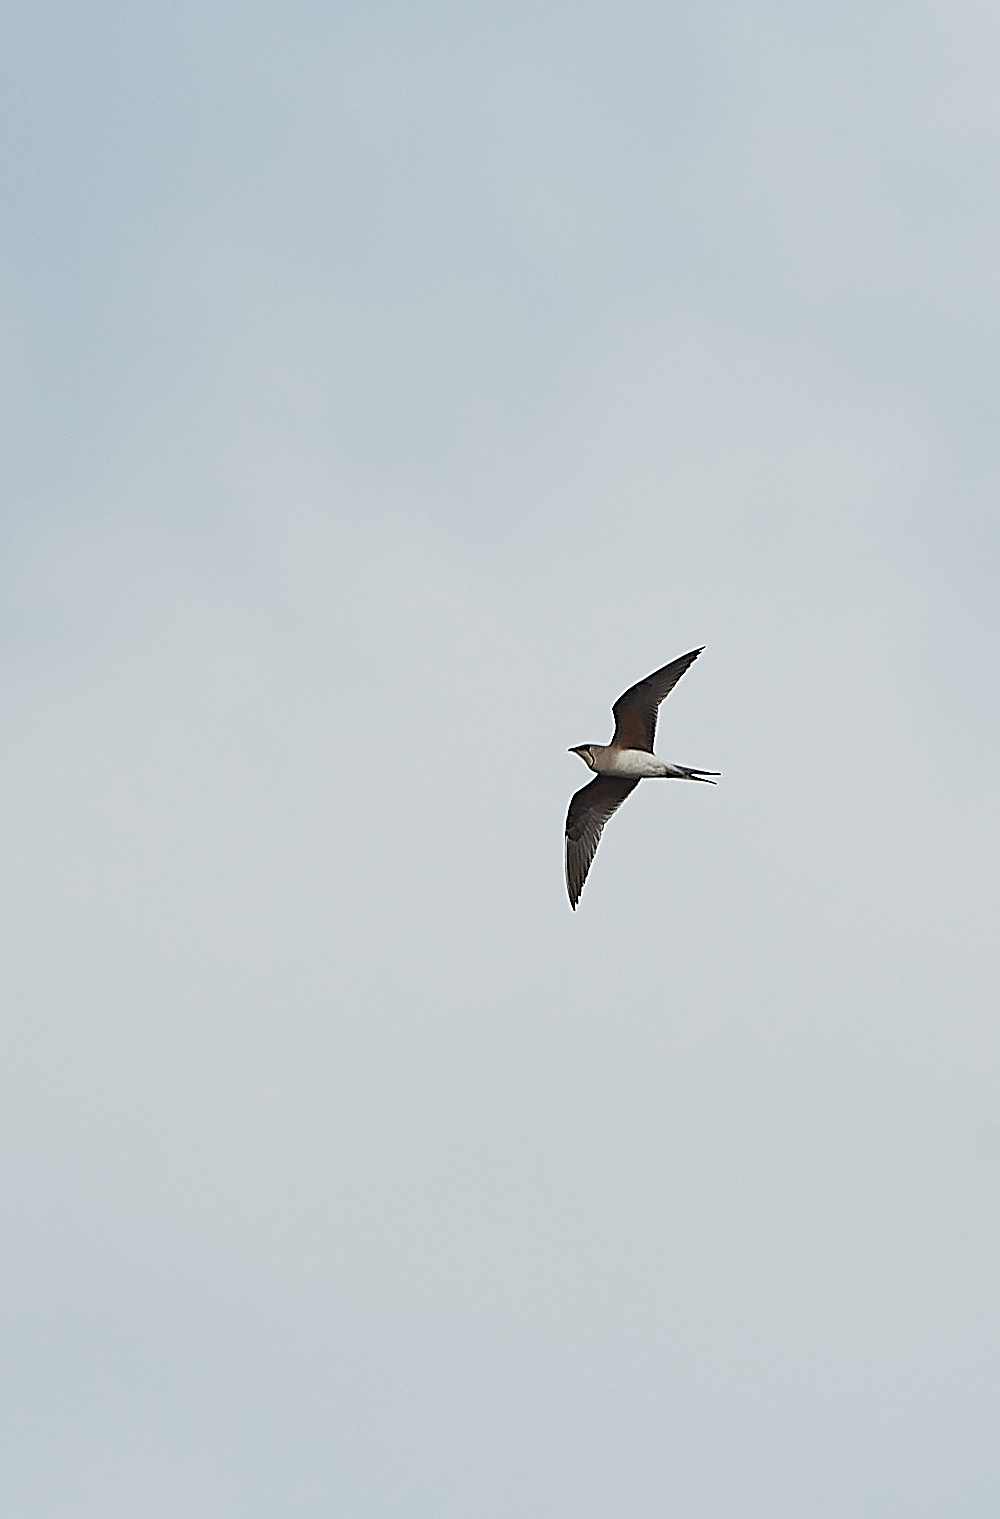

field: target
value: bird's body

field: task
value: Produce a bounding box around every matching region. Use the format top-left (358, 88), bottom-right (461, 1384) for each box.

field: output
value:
top-left (565, 647), bottom-right (718, 909)
top-left (571, 745), bottom-right (699, 779)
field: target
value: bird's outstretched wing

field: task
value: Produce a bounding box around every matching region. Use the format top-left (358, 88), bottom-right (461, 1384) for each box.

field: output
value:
top-left (565, 775), bottom-right (640, 910)
top-left (611, 647), bottom-right (703, 753)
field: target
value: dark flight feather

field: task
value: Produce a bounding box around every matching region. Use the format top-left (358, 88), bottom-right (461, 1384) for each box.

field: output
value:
top-left (611, 647), bottom-right (703, 753)
top-left (565, 775), bottom-right (640, 910)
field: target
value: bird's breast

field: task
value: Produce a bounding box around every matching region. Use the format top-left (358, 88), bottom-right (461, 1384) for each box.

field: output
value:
top-left (598, 749), bottom-right (669, 778)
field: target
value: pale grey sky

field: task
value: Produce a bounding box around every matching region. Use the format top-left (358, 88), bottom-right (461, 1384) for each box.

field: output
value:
top-left (2, 3), bottom-right (999, 1515)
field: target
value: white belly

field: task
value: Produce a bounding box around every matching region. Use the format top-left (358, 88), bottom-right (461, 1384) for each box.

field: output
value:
top-left (599, 749), bottom-right (670, 778)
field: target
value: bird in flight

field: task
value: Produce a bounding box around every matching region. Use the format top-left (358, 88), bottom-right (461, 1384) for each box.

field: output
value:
top-left (565, 647), bottom-right (719, 909)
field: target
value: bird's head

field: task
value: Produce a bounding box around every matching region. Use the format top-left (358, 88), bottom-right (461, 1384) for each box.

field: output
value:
top-left (569, 745), bottom-right (597, 771)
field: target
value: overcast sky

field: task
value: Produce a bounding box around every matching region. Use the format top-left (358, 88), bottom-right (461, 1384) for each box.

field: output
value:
top-left (2, 3), bottom-right (1000, 1515)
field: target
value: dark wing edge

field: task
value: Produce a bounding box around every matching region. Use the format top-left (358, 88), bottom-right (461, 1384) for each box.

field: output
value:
top-left (565, 775), bottom-right (640, 910)
top-left (611, 647), bottom-right (704, 752)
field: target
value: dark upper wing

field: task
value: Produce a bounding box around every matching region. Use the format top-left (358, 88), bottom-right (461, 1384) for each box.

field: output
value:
top-left (611, 647), bottom-right (704, 752)
top-left (565, 775), bottom-right (640, 910)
